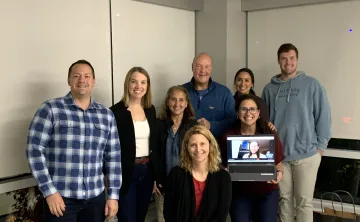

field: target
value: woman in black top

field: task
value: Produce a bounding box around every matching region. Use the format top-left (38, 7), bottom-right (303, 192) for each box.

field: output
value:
top-left (152, 85), bottom-right (197, 222)
top-left (110, 67), bottom-right (157, 222)
top-left (164, 125), bottom-right (232, 222)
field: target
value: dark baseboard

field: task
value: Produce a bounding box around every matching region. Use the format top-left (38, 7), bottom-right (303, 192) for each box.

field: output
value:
top-left (0, 213), bottom-right (10, 222)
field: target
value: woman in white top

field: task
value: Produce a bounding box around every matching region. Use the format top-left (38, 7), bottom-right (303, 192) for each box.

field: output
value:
top-left (110, 67), bottom-right (157, 222)
top-left (242, 141), bottom-right (267, 159)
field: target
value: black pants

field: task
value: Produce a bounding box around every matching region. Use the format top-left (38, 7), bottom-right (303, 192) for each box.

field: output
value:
top-left (230, 189), bottom-right (279, 222)
top-left (43, 191), bottom-right (106, 222)
top-left (117, 164), bottom-right (153, 222)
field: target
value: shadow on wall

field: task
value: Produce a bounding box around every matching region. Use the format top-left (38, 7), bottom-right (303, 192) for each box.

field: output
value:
top-left (150, 66), bottom-right (171, 110)
top-left (1, 119), bottom-right (32, 177)
top-left (1, 79), bottom-right (58, 179)
top-left (91, 77), bottom-right (112, 107)
top-left (2, 80), bottom-right (56, 222)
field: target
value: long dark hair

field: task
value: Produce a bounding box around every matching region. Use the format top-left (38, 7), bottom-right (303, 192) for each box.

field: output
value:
top-left (248, 141), bottom-right (261, 159)
top-left (235, 94), bottom-right (272, 134)
top-left (234, 68), bottom-right (256, 95)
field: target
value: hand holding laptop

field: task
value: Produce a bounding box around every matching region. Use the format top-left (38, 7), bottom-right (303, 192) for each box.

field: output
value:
top-left (267, 170), bottom-right (283, 184)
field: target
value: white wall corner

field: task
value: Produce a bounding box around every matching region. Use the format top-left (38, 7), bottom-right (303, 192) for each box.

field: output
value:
top-left (195, 0), bottom-right (247, 88)
top-left (226, 0), bottom-right (247, 93)
top-left (195, 0), bottom-right (227, 85)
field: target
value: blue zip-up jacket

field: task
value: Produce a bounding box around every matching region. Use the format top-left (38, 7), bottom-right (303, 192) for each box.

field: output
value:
top-left (183, 78), bottom-right (237, 137)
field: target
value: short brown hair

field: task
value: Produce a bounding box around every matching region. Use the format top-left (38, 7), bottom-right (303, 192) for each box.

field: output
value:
top-left (68, 60), bottom-right (95, 80)
top-left (158, 85), bottom-right (195, 120)
top-left (121, 67), bottom-right (152, 108)
top-left (180, 125), bottom-right (221, 173)
top-left (277, 43), bottom-right (299, 60)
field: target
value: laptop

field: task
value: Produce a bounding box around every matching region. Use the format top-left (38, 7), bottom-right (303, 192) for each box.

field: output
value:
top-left (226, 134), bottom-right (276, 181)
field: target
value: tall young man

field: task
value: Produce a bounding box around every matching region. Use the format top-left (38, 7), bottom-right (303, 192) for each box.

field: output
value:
top-left (262, 44), bottom-right (331, 222)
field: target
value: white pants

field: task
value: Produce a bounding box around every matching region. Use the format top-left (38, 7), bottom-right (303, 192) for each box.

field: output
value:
top-left (278, 152), bottom-right (321, 222)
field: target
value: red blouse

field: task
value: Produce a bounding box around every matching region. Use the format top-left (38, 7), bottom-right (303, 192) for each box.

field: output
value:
top-left (193, 176), bottom-right (206, 215)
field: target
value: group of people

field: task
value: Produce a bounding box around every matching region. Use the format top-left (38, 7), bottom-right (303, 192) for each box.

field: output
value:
top-left (26, 42), bottom-right (331, 222)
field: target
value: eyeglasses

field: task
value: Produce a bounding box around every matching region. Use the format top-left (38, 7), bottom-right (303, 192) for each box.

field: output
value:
top-left (239, 107), bottom-right (259, 114)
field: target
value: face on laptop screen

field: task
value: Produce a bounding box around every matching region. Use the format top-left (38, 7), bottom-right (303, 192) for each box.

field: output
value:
top-left (227, 135), bottom-right (275, 163)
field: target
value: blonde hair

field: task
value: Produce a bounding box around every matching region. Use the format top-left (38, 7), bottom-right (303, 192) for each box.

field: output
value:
top-left (158, 85), bottom-right (195, 120)
top-left (180, 125), bottom-right (221, 173)
top-left (121, 67), bottom-right (152, 108)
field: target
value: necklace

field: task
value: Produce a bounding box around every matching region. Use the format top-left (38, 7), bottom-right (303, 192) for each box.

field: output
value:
top-left (172, 122), bottom-right (180, 130)
top-left (172, 118), bottom-right (181, 127)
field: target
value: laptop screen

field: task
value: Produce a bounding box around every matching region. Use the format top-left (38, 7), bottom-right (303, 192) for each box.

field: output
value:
top-left (226, 134), bottom-right (275, 163)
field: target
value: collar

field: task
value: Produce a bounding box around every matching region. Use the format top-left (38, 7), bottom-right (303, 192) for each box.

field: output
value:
top-left (189, 77), bottom-right (215, 91)
top-left (118, 100), bottom-right (129, 109)
top-left (63, 92), bottom-right (101, 109)
top-left (164, 112), bottom-right (190, 128)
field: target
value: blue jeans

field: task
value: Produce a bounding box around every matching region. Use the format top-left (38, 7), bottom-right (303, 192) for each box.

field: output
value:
top-left (43, 191), bottom-right (105, 222)
top-left (230, 189), bottom-right (279, 222)
top-left (117, 163), bottom-right (153, 222)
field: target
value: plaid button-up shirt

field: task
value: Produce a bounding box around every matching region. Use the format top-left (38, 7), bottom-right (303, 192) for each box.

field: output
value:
top-left (26, 93), bottom-right (121, 200)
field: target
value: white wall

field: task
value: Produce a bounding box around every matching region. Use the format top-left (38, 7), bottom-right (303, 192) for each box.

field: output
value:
top-left (242, 0), bottom-right (354, 11)
top-left (0, 0), bottom-right (195, 216)
top-left (226, 0), bottom-right (247, 93)
top-left (0, 0), bottom-right (112, 215)
top-left (195, 0), bottom-right (247, 91)
top-left (195, 0), bottom-right (227, 84)
top-left (0, 194), bottom-right (15, 217)
top-left (248, 0), bottom-right (360, 139)
top-left (133, 0), bottom-right (203, 11)
top-left (0, 0), bottom-right (112, 180)
top-left (111, 0), bottom-right (195, 109)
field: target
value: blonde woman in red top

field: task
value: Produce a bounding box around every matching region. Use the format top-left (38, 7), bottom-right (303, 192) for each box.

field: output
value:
top-left (164, 125), bottom-right (232, 222)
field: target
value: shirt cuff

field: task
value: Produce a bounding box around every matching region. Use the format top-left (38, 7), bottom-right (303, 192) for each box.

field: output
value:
top-left (318, 144), bottom-right (328, 150)
top-left (39, 183), bottom-right (58, 198)
top-left (107, 188), bottom-right (120, 200)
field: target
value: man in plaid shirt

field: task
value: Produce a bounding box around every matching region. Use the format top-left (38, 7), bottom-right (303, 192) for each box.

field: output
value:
top-left (26, 60), bottom-right (121, 222)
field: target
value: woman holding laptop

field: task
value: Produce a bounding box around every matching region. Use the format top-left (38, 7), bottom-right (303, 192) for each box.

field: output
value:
top-left (220, 94), bottom-right (284, 222)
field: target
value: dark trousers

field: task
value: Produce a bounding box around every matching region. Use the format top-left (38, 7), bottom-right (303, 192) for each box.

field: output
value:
top-left (230, 189), bottom-right (279, 222)
top-left (43, 191), bottom-right (105, 222)
top-left (117, 163), bottom-right (153, 222)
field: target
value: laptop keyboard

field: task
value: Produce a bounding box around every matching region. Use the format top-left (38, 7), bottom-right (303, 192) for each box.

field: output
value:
top-left (228, 165), bottom-right (275, 173)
